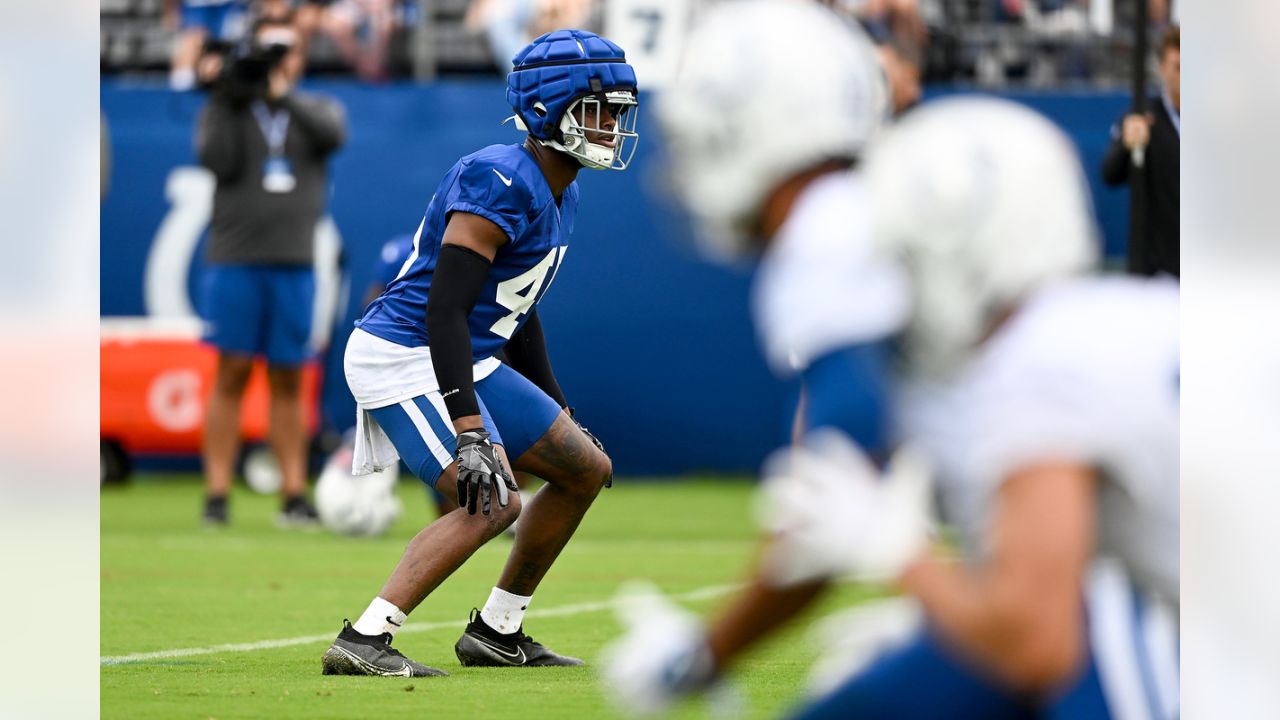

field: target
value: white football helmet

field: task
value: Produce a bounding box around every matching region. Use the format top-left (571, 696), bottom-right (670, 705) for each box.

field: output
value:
top-left (242, 446), bottom-right (282, 495)
top-left (316, 442), bottom-right (403, 537)
top-left (864, 96), bottom-right (1100, 378)
top-left (657, 0), bottom-right (888, 258)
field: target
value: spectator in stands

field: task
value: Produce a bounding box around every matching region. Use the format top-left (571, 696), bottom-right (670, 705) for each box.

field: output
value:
top-left (466, 0), bottom-right (536, 72)
top-left (854, 0), bottom-right (927, 115)
top-left (1101, 24), bottom-right (1179, 277)
top-left (259, 0), bottom-right (331, 69)
top-left (195, 15), bottom-right (347, 526)
top-left (467, 0), bottom-right (594, 72)
top-left (167, 0), bottom-right (251, 91)
top-left (1150, 0), bottom-right (1179, 26)
top-left (528, 0), bottom-right (594, 40)
top-left (995, 0), bottom-right (1091, 35)
top-left (317, 0), bottom-right (399, 82)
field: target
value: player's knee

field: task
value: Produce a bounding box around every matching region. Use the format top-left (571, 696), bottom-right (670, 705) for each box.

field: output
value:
top-left (454, 485), bottom-right (521, 535)
top-left (215, 356), bottom-right (254, 395)
top-left (563, 448), bottom-right (611, 499)
top-left (266, 367), bottom-right (303, 398)
top-left (486, 491), bottom-right (522, 534)
top-left (592, 452), bottom-right (613, 493)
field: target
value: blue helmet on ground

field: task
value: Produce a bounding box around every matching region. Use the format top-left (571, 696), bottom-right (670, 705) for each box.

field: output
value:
top-left (506, 29), bottom-right (640, 171)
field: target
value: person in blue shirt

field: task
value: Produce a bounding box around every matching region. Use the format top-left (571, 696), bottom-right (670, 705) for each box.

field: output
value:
top-left (167, 0), bottom-right (251, 91)
top-left (321, 29), bottom-right (638, 677)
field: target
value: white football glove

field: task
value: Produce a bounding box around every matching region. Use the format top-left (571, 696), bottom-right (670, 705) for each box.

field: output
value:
top-left (755, 429), bottom-right (934, 587)
top-left (599, 581), bottom-right (718, 717)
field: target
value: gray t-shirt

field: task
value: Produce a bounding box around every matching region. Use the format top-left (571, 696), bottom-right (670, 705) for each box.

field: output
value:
top-left (196, 91), bottom-right (346, 266)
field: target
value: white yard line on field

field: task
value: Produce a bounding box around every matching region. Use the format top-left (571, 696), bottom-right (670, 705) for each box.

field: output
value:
top-left (100, 582), bottom-right (742, 666)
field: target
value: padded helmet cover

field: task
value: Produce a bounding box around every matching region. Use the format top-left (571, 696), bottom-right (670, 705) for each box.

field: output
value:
top-left (506, 30), bottom-right (638, 141)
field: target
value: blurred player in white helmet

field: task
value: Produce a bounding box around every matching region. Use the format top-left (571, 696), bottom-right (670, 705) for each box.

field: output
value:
top-left (603, 0), bottom-right (910, 712)
top-left (786, 96), bottom-right (1178, 720)
top-left (601, 2), bottom-right (1179, 718)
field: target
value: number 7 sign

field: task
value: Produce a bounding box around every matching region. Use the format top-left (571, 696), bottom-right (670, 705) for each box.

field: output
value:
top-left (605, 0), bottom-right (694, 90)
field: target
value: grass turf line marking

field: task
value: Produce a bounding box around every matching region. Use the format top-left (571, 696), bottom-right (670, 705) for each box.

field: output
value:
top-left (100, 582), bottom-right (742, 666)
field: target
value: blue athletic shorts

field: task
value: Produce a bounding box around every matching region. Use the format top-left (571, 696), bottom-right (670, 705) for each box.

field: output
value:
top-left (792, 626), bottom-right (1132, 720)
top-left (368, 363), bottom-right (563, 487)
top-left (201, 265), bottom-right (315, 366)
top-left (791, 629), bottom-right (1037, 720)
top-left (181, 1), bottom-right (249, 40)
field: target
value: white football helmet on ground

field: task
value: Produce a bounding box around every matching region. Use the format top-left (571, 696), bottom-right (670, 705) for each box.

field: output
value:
top-left (864, 96), bottom-right (1099, 378)
top-left (657, 0), bottom-right (887, 257)
top-left (316, 440), bottom-right (403, 537)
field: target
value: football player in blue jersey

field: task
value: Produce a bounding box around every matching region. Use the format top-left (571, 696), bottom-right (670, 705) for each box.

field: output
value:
top-left (321, 29), bottom-right (638, 677)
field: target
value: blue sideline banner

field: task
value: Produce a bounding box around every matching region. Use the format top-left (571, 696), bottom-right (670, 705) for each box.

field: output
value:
top-left (101, 80), bottom-right (1131, 475)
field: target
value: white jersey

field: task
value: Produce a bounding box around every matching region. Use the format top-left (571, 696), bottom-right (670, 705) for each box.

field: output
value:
top-left (752, 171), bottom-right (911, 377)
top-left (899, 276), bottom-right (1180, 604)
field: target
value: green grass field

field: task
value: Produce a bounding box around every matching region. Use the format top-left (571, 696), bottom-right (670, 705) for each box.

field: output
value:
top-left (102, 475), bottom-right (881, 719)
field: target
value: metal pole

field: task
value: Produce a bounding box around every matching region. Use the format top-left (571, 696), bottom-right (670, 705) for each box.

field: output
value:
top-left (1127, 0), bottom-right (1150, 274)
top-left (412, 0), bottom-right (436, 81)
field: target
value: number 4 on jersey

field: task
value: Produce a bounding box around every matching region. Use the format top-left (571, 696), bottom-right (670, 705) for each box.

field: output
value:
top-left (490, 247), bottom-right (567, 339)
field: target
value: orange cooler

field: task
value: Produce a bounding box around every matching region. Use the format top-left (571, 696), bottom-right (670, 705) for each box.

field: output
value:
top-left (101, 317), bottom-right (320, 457)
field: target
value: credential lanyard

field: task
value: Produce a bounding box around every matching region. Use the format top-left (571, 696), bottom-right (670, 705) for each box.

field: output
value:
top-left (251, 101), bottom-right (291, 156)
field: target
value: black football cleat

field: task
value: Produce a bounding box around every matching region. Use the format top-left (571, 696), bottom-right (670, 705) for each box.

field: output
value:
top-left (202, 495), bottom-right (228, 526)
top-left (276, 495), bottom-right (321, 529)
top-left (321, 620), bottom-right (448, 677)
top-left (454, 608), bottom-right (584, 667)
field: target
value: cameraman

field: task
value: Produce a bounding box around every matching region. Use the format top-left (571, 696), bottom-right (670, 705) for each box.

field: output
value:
top-left (195, 15), bottom-right (347, 527)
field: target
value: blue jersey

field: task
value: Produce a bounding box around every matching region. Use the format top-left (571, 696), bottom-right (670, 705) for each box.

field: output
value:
top-left (356, 144), bottom-right (579, 360)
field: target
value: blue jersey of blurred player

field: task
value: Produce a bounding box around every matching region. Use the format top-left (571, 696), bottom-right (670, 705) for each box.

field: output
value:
top-left (603, 3), bottom-right (1178, 720)
top-left (322, 29), bottom-right (638, 676)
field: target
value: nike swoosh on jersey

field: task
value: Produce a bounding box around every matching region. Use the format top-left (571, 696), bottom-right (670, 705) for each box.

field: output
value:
top-left (493, 169), bottom-right (514, 187)
top-left (473, 636), bottom-right (526, 664)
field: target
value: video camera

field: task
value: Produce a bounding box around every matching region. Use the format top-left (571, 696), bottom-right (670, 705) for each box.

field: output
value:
top-left (201, 36), bottom-right (292, 105)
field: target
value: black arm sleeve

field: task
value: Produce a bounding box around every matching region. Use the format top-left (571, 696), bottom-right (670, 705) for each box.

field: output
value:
top-left (426, 244), bottom-right (491, 422)
top-left (504, 308), bottom-right (568, 409)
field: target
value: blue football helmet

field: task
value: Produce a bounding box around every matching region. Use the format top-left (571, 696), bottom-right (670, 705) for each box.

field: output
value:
top-left (506, 29), bottom-right (640, 171)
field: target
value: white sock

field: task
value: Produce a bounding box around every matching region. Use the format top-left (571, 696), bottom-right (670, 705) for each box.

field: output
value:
top-left (352, 597), bottom-right (407, 637)
top-left (480, 587), bottom-right (532, 635)
top-left (169, 67), bottom-right (196, 92)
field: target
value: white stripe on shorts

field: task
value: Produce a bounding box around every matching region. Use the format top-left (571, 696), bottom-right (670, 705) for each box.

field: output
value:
top-left (399, 398), bottom-right (454, 470)
top-left (1089, 558), bottom-right (1161, 720)
top-left (1141, 596), bottom-right (1180, 719)
top-left (423, 392), bottom-right (456, 436)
